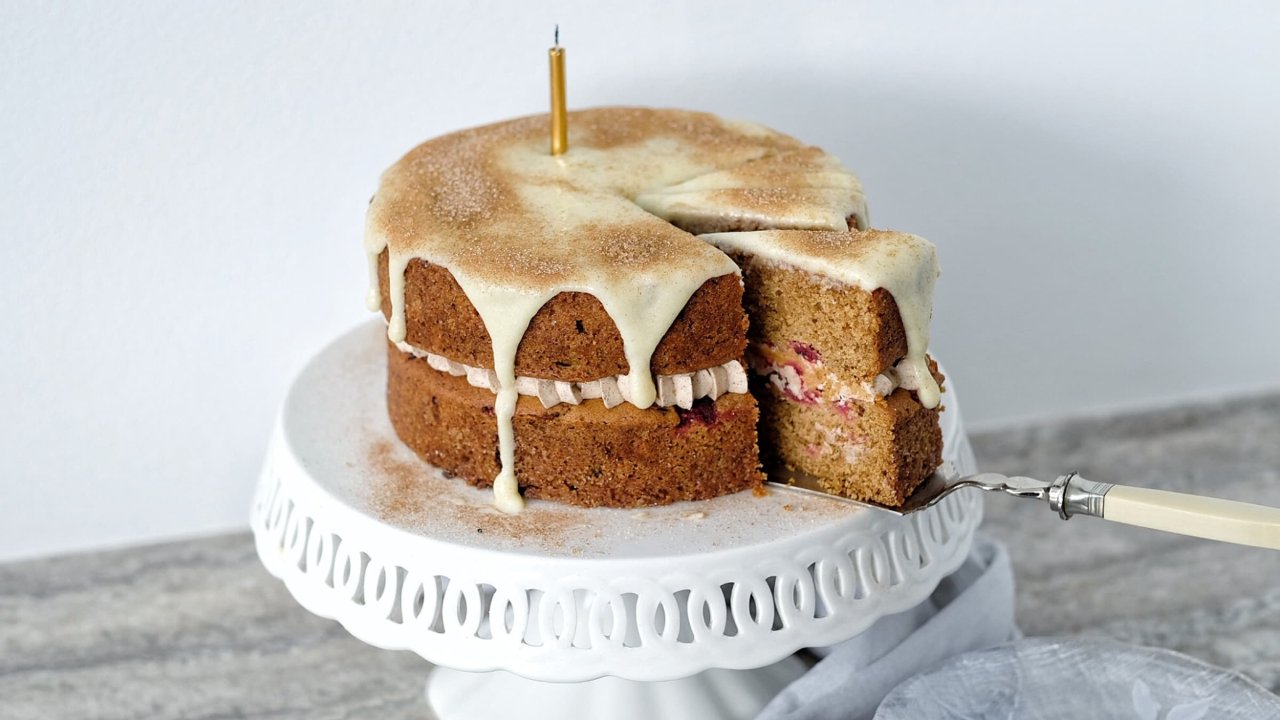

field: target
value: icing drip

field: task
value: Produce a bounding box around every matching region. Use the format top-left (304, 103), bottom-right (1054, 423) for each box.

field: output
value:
top-left (394, 339), bottom-right (748, 409)
top-left (384, 251), bottom-right (412, 343)
top-left (702, 230), bottom-right (942, 409)
top-left (450, 281), bottom-right (553, 514)
top-left (598, 276), bottom-right (709, 410)
top-left (493, 388), bottom-right (520, 513)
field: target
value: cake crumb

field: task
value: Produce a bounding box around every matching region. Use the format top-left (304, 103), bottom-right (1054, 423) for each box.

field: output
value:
top-left (631, 511), bottom-right (650, 520)
top-left (683, 511), bottom-right (707, 520)
top-left (783, 503), bottom-right (794, 512)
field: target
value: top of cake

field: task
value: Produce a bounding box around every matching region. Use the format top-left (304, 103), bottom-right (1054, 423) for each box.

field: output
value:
top-left (364, 106), bottom-right (937, 513)
top-left (366, 107), bottom-right (866, 294)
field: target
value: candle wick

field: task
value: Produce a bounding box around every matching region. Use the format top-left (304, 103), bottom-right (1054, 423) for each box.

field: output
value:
top-left (554, 24), bottom-right (559, 47)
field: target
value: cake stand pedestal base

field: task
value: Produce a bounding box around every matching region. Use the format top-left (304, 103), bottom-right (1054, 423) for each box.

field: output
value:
top-left (426, 655), bottom-right (809, 720)
top-left (253, 324), bottom-right (982, 717)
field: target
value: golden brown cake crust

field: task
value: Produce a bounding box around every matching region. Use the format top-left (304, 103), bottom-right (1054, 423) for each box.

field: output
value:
top-left (386, 342), bottom-right (764, 507)
top-left (378, 251), bottom-right (748, 381)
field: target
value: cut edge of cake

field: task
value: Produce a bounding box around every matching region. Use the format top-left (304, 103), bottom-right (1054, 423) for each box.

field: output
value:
top-left (697, 230), bottom-right (943, 506)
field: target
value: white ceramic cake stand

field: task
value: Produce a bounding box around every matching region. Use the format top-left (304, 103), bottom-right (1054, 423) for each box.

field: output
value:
top-left (251, 322), bottom-right (982, 720)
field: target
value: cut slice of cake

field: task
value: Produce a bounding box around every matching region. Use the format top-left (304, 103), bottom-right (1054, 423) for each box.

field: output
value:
top-left (702, 230), bottom-right (943, 506)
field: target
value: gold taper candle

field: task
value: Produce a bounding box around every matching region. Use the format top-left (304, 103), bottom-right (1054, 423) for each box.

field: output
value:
top-left (549, 26), bottom-right (568, 155)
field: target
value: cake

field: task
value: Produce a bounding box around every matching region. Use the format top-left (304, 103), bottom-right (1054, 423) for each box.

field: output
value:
top-left (364, 107), bottom-right (943, 512)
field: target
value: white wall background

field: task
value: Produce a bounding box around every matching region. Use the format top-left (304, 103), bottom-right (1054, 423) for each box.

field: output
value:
top-left (3, 1), bottom-right (1278, 562)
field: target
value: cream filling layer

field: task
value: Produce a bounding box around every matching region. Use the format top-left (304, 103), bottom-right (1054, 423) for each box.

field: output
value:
top-left (394, 340), bottom-right (748, 411)
top-left (755, 359), bottom-right (900, 405)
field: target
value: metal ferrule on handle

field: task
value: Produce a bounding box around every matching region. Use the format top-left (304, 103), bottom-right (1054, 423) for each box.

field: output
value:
top-left (1047, 473), bottom-right (1114, 520)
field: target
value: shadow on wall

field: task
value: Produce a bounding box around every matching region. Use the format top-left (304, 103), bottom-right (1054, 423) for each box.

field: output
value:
top-left (591, 70), bottom-right (1245, 425)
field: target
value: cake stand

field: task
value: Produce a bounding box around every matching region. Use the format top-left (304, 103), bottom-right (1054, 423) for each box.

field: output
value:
top-left (251, 322), bottom-right (982, 720)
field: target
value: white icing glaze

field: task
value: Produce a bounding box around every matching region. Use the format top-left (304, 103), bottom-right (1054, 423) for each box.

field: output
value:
top-left (872, 372), bottom-right (897, 398)
top-left (364, 108), bottom-right (938, 511)
top-left (393, 340), bottom-right (747, 410)
top-left (701, 229), bottom-right (941, 408)
top-left (451, 281), bottom-right (548, 514)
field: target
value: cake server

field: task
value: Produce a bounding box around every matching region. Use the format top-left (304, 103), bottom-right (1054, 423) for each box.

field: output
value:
top-left (768, 462), bottom-right (1280, 550)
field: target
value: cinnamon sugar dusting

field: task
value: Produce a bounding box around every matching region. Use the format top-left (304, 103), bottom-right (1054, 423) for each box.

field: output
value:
top-left (750, 229), bottom-right (919, 260)
top-left (366, 437), bottom-right (584, 548)
top-left (448, 497), bottom-right (584, 550)
top-left (705, 147), bottom-right (853, 186)
top-left (634, 146), bottom-right (868, 231)
top-left (711, 187), bottom-right (856, 219)
top-left (368, 438), bottom-right (437, 522)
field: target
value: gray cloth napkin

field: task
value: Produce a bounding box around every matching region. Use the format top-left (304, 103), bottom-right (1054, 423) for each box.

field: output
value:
top-left (757, 534), bottom-right (1017, 720)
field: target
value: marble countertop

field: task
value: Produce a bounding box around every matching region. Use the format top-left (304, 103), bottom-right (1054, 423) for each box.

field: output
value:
top-left (3, 393), bottom-right (1278, 719)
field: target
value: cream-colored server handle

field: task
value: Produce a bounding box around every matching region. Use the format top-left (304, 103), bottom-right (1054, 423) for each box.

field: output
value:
top-left (1102, 485), bottom-right (1280, 550)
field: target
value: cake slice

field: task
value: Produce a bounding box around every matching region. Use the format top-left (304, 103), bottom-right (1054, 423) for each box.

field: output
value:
top-left (702, 230), bottom-right (943, 506)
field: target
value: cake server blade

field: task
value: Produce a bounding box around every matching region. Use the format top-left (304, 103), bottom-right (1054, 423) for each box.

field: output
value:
top-left (766, 463), bottom-right (1280, 549)
top-left (766, 462), bottom-right (1047, 516)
